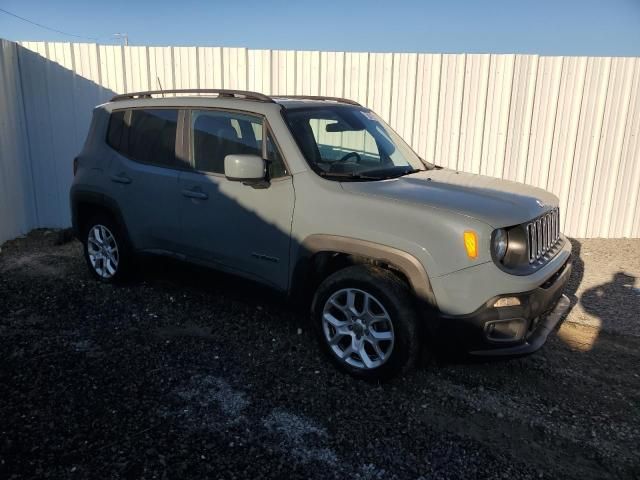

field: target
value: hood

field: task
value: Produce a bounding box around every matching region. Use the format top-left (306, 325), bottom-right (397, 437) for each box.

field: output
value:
top-left (341, 169), bottom-right (558, 227)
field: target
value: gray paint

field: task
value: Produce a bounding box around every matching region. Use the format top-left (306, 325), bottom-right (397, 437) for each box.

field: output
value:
top-left (72, 96), bottom-right (572, 316)
top-left (341, 169), bottom-right (558, 228)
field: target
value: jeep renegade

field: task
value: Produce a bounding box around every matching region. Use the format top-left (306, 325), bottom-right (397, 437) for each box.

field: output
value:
top-left (70, 89), bottom-right (572, 379)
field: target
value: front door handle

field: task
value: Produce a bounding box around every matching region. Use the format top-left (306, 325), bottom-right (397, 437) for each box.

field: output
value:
top-left (110, 173), bottom-right (132, 184)
top-left (181, 188), bottom-right (208, 200)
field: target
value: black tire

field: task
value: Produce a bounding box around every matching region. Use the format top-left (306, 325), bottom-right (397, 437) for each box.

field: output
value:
top-left (311, 264), bottom-right (421, 380)
top-left (82, 214), bottom-right (132, 283)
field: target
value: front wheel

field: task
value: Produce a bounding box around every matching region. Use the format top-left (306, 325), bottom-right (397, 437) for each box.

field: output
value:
top-left (312, 265), bottom-right (421, 380)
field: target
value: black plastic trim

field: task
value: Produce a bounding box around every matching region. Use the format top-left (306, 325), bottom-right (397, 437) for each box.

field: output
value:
top-left (436, 257), bottom-right (572, 356)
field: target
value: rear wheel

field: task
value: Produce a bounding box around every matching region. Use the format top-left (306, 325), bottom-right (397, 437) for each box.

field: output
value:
top-left (82, 215), bottom-right (131, 283)
top-left (312, 265), bottom-right (421, 380)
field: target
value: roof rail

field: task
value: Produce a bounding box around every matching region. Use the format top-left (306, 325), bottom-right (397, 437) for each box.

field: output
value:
top-left (276, 95), bottom-right (361, 106)
top-left (110, 89), bottom-right (275, 103)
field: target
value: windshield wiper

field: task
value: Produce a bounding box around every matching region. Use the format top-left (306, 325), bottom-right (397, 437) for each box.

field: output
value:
top-left (394, 168), bottom-right (422, 177)
top-left (318, 171), bottom-right (382, 181)
top-left (358, 168), bottom-right (423, 179)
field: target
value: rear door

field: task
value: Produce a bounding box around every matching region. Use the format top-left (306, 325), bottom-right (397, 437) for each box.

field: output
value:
top-left (105, 108), bottom-right (186, 253)
top-left (177, 108), bottom-right (294, 290)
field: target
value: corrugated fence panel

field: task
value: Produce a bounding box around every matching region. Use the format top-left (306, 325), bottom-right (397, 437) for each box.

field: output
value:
top-left (271, 50), bottom-right (295, 95)
top-left (411, 54), bottom-right (441, 163)
top-left (198, 47), bottom-right (223, 89)
top-left (458, 54), bottom-right (489, 174)
top-left (390, 53), bottom-right (418, 147)
top-left (18, 42), bottom-right (55, 227)
top-left (98, 44), bottom-right (125, 94)
top-left (480, 55), bottom-right (515, 179)
top-left (296, 50), bottom-right (320, 96)
top-left (611, 59), bottom-right (640, 237)
top-left (248, 49), bottom-right (271, 94)
top-left (435, 54), bottom-right (466, 170)
top-left (46, 42), bottom-right (79, 221)
top-left (565, 57), bottom-right (611, 236)
top-left (503, 55), bottom-right (538, 184)
top-left (0, 40), bottom-right (36, 244)
top-left (526, 56), bottom-right (563, 190)
top-left (1, 39), bottom-right (639, 240)
top-left (344, 52), bottom-right (368, 107)
top-left (173, 47), bottom-right (198, 90)
top-left (547, 56), bottom-right (587, 221)
top-left (125, 46), bottom-right (150, 92)
top-left (586, 57), bottom-right (636, 238)
top-left (222, 47), bottom-right (247, 90)
top-left (320, 51), bottom-right (344, 98)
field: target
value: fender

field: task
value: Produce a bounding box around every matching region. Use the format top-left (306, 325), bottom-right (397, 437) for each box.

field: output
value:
top-left (294, 234), bottom-right (437, 307)
top-left (70, 188), bottom-right (131, 244)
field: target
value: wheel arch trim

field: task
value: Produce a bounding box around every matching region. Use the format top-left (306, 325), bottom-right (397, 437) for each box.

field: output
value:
top-left (70, 189), bottom-right (131, 244)
top-left (295, 234), bottom-right (437, 307)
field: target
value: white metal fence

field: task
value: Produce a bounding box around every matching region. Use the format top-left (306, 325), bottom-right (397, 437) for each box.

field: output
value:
top-left (0, 40), bottom-right (35, 244)
top-left (1, 39), bottom-right (639, 243)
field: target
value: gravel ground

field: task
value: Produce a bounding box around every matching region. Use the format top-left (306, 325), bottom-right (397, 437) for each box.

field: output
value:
top-left (0, 231), bottom-right (639, 480)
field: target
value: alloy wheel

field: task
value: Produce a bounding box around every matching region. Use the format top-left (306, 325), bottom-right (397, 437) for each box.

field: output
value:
top-left (321, 288), bottom-right (395, 369)
top-left (87, 224), bottom-right (119, 279)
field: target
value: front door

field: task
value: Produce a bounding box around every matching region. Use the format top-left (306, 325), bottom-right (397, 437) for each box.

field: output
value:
top-left (178, 109), bottom-right (294, 291)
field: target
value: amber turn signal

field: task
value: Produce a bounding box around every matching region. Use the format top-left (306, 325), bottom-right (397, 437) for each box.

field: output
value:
top-left (463, 230), bottom-right (478, 259)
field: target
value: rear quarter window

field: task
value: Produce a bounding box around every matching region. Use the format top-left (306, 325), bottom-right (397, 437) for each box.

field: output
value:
top-left (106, 110), bottom-right (126, 151)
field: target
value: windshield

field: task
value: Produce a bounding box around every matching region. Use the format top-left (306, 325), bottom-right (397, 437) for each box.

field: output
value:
top-left (284, 106), bottom-right (429, 180)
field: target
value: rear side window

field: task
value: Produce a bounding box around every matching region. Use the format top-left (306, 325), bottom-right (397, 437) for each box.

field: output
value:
top-left (106, 111), bottom-right (126, 150)
top-left (106, 109), bottom-right (181, 168)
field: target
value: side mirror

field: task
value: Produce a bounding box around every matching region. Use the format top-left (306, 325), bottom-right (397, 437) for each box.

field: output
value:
top-left (224, 154), bottom-right (266, 183)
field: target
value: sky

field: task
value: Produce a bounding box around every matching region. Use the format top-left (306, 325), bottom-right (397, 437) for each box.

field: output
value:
top-left (1, 0), bottom-right (639, 56)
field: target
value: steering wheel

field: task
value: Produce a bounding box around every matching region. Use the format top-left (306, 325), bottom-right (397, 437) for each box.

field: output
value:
top-left (336, 151), bottom-right (362, 164)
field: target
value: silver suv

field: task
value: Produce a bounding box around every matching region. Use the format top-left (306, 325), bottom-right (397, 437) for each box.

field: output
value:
top-left (70, 89), bottom-right (572, 379)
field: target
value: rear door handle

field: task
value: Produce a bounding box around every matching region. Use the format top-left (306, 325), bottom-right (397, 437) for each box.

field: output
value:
top-left (181, 188), bottom-right (208, 200)
top-left (110, 173), bottom-right (132, 184)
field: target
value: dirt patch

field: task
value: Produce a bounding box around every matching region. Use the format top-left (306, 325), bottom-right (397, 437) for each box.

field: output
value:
top-left (0, 231), bottom-right (639, 479)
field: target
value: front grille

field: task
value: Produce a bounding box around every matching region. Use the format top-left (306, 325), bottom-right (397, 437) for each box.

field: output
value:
top-left (526, 208), bottom-right (560, 263)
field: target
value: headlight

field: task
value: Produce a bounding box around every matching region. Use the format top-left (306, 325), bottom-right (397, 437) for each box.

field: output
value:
top-left (492, 228), bottom-right (508, 262)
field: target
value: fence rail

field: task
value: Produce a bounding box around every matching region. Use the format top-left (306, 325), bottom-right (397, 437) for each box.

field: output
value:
top-left (1, 39), bottom-right (639, 242)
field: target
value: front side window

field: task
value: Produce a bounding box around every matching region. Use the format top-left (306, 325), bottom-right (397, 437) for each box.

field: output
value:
top-left (284, 106), bottom-right (428, 180)
top-left (191, 110), bottom-right (288, 178)
top-left (106, 109), bottom-right (180, 168)
top-left (192, 110), bottom-right (262, 174)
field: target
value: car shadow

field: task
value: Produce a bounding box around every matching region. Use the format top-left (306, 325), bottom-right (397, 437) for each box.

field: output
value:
top-left (135, 254), bottom-right (291, 310)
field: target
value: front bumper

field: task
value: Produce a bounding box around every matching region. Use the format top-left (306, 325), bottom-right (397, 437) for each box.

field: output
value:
top-left (436, 257), bottom-right (572, 356)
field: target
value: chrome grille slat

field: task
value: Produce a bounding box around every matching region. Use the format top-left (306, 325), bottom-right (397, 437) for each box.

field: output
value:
top-left (536, 218), bottom-right (542, 258)
top-left (526, 207), bottom-right (560, 264)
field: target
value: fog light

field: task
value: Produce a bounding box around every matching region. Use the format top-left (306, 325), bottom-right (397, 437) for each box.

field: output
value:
top-left (485, 318), bottom-right (526, 342)
top-left (493, 296), bottom-right (521, 308)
